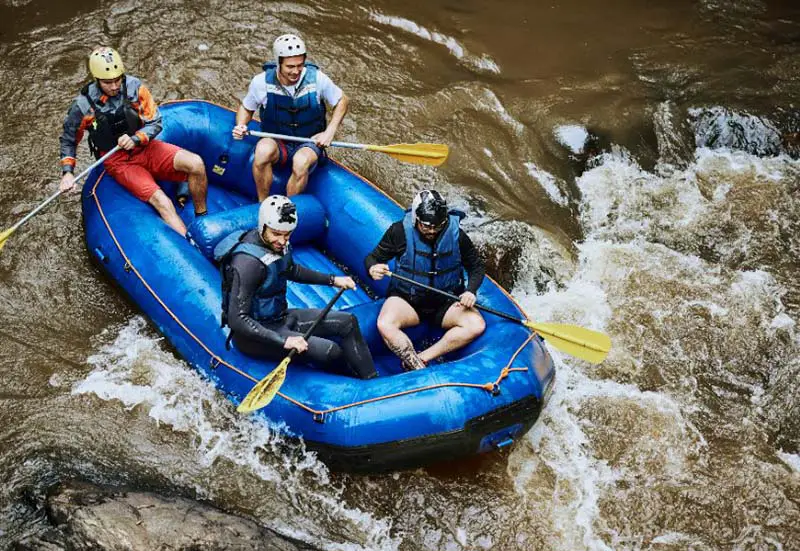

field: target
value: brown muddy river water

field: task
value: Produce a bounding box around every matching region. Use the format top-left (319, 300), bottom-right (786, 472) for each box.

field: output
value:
top-left (1, 0), bottom-right (799, 549)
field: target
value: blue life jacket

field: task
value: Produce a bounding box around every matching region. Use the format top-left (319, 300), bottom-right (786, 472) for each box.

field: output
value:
top-left (389, 210), bottom-right (466, 300)
top-left (259, 62), bottom-right (326, 137)
top-left (214, 229), bottom-right (292, 326)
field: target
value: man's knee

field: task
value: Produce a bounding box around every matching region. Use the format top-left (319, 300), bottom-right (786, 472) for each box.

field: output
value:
top-left (254, 140), bottom-right (279, 166)
top-left (464, 313), bottom-right (486, 339)
top-left (309, 339), bottom-right (342, 364)
top-left (173, 150), bottom-right (203, 175)
top-left (292, 152), bottom-right (316, 175)
top-left (376, 316), bottom-right (397, 337)
top-left (184, 152), bottom-right (205, 176)
top-left (340, 313), bottom-right (357, 334)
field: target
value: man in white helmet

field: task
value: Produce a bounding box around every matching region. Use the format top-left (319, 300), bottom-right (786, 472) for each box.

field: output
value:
top-left (366, 190), bottom-right (486, 371)
top-left (232, 34), bottom-right (349, 199)
top-left (59, 47), bottom-right (208, 235)
top-left (214, 195), bottom-right (377, 379)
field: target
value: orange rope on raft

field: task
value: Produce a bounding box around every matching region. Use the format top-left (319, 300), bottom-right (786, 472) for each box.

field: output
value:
top-left (89, 168), bottom-right (538, 420)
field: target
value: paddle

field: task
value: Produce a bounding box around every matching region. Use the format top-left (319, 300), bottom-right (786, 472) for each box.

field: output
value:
top-left (237, 287), bottom-right (347, 413)
top-left (386, 271), bottom-right (611, 364)
top-left (246, 130), bottom-right (449, 167)
top-left (0, 146), bottom-right (121, 253)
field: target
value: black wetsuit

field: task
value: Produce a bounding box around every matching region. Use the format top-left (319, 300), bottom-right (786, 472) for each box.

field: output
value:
top-left (364, 221), bottom-right (486, 327)
top-left (226, 232), bottom-right (377, 380)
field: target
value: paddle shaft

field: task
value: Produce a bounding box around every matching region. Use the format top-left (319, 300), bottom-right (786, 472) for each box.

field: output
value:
top-left (286, 287), bottom-right (347, 360)
top-left (247, 130), bottom-right (366, 151)
top-left (387, 271), bottom-right (524, 326)
top-left (7, 146), bottom-right (121, 234)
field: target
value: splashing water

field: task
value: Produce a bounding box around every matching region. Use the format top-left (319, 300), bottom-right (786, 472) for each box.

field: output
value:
top-left (73, 317), bottom-right (400, 551)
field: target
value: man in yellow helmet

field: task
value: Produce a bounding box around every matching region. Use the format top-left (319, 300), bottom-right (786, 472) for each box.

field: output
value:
top-left (58, 47), bottom-right (208, 235)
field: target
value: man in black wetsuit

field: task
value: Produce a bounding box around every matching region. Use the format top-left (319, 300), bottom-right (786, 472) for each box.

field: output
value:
top-left (218, 195), bottom-right (377, 379)
top-left (365, 190), bottom-right (486, 371)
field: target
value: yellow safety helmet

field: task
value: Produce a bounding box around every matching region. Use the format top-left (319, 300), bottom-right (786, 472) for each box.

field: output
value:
top-left (88, 47), bottom-right (125, 80)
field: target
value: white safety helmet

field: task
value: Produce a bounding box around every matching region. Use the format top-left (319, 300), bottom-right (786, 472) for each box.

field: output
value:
top-left (258, 195), bottom-right (298, 233)
top-left (273, 34), bottom-right (307, 62)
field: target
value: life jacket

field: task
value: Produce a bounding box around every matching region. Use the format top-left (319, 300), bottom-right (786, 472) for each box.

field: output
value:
top-left (81, 75), bottom-right (142, 158)
top-left (259, 62), bottom-right (326, 137)
top-left (389, 210), bottom-right (466, 300)
top-left (215, 229), bottom-right (292, 341)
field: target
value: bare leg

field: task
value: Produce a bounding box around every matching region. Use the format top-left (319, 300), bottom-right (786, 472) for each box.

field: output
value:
top-left (376, 297), bottom-right (426, 371)
top-left (418, 304), bottom-right (485, 363)
top-left (173, 149), bottom-right (208, 214)
top-left (285, 147), bottom-right (318, 196)
top-left (252, 138), bottom-right (279, 201)
top-left (148, 189), bottom-right (187, 235)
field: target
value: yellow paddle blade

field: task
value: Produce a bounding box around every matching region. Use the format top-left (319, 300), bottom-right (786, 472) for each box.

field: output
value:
top-left (366, 143), bottom-right (449, 167)
top-left (524, 321), bottom-right (611, 365)
top-left (237, 357), bottom-right (290, 413)
top-left (0, 227), bottom-right (13, 252)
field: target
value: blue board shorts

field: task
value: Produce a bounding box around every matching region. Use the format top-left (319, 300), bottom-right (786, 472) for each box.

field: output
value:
top-left (277, 140), bottom-right (326, 173)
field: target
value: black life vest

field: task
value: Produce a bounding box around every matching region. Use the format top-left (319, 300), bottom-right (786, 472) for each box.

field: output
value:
top-left (81, 76), bottom-right (142, 158)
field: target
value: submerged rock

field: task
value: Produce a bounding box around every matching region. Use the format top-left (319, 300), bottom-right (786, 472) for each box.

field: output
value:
top-left (14, 481), bottom-right (310, 551)
top-left (690, 106), bottom-right (784, 156)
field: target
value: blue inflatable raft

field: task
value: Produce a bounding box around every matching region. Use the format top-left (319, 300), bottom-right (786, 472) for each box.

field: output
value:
top-left (81, 100), bottom-right (556, 472)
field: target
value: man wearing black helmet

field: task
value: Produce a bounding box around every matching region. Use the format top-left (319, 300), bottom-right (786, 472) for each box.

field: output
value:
top-left (366, 190), bottom-right (486, 371)
top-left (215, 195), bottom-right (377, 380)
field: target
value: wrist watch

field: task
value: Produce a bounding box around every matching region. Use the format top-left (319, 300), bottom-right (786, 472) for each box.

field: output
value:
top-left (329, 274), bottom-right (336, 286)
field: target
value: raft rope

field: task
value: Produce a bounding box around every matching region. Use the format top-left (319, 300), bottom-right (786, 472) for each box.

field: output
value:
top-left (90, 169), bottom-right (537, 421)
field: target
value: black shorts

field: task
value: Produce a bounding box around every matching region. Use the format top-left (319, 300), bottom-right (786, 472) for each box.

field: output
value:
top-left (390, 291), bottom-right (456, 328)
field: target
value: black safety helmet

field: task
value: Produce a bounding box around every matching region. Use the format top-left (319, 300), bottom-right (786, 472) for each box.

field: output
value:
top-left (412, 189), bottom-right (448, 228)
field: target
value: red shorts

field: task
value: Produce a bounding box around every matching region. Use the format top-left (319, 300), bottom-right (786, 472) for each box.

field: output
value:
top-left (103, 140), bottom-right (186, 202)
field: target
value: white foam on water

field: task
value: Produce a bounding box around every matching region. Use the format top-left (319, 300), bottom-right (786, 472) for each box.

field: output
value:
top-left (499, 126), bottom-right (800, 548)
top-left (510, 239), bottom-right (699, 550)
top-left (511, 353), bottom-right (707, 550)
top-left (769, 313), bottom-right (796, 333)
top-left (72, 317), bottom-right (400, 551)
top-left (48, 372), bottom-right (67, 388)
top-left (555, 125), bottom-right (589, 154)
top-left (693, 146), bottom-right (789, 185)
top-left (650, 531), bottom-right (696, 545)
top-left (778, 451), bottom-right (800, 474)
top-left (368, 12), bottom-right (500, 74)
top-left (524, 162), bottom-right (569, 207)
top-left (577, 147), bottom-right (710, 241)
top-left (510, 365), bottom-right (617, 551)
